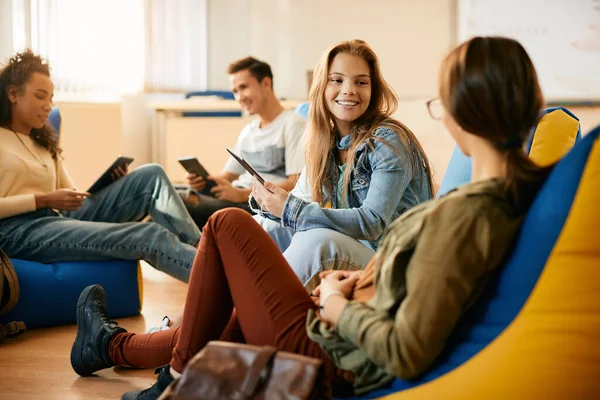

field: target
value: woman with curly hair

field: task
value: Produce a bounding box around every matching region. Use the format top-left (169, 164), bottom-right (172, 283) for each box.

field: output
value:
top-left (0, 50), bottom-right (200, 283)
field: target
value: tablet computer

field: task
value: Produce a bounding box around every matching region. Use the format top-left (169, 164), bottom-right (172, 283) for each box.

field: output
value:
top-left (226, 148), bottom-right (266, 185)
top-left (88, 156), bottom-right (134, 194)
top-left (178, 157), bottom-right (216, 190)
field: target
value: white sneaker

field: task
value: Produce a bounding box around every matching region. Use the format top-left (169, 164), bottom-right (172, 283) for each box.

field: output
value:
top-left (146, 316), bottom-right (171, 334)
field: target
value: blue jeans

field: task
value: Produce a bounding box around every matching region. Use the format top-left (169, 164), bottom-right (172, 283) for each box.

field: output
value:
top-left (253, 215), bottom-right (375, 293)
top-left (0, 164), bottom-right (200, 282)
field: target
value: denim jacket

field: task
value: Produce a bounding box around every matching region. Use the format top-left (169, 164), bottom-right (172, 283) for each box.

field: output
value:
top-left (254, 126), bottom-right (432, 249)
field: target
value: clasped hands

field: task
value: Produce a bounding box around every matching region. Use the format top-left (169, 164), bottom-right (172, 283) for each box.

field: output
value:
top-left (312, 270), bottom-right (362, 326)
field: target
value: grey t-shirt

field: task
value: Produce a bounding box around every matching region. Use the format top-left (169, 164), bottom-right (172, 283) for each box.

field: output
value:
top-left (224, 109), bottom-right (306, 188)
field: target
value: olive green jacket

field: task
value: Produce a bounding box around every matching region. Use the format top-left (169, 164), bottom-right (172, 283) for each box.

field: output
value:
top-left (307, 179), bottom-right (524, 395)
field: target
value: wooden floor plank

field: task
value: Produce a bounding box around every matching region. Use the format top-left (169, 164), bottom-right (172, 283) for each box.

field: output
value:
top-left (0, 262), bottom-right (187, 400)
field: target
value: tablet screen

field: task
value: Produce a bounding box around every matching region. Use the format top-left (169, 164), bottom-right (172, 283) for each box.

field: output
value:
top-left (226, 148), bottom-right (265, 184)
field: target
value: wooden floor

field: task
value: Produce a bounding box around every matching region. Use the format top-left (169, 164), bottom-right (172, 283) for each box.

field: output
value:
top-left (0, 262), bottom-right (187, 400)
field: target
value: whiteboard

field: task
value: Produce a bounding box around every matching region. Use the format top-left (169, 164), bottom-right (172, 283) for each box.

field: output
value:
top-left (458, 0), bottom-right (600, 102)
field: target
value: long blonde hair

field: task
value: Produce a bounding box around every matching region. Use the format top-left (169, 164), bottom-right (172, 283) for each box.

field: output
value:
top-left (305, 39), bottom-right (433, 205)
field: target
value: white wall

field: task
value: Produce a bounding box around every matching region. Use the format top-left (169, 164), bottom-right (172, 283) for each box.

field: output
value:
top-left (204, 0), bottom-right (600, 185)
top-left (207, 0), bottom-right (456, 100)
top-left (206, 0), bottom-right (458, 184)
top-left (0, 0), bottom-right (14, 62)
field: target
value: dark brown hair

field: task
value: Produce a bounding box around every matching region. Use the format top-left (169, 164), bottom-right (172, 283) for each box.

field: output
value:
top-left (227, 56), bottom-right (274, 88)
top-left (439, 36), bottom-right (552, 211)
top-left (0, 49), bottom-right (60, 158)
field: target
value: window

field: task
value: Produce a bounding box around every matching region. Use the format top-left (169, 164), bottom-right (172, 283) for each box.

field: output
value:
top-left (11, 0), bottom-right (207, 97)
top-left (144, 0), bottom-right (208, 92)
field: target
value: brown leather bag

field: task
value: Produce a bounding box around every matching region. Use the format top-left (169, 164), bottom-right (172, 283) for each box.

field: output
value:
top-left (0, 250), bottom-right (26, 342)
top-left (159, 341), bottom-right (326, 400)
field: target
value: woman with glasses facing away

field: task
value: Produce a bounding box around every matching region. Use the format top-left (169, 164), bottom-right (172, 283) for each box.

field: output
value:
top-left (71, 36), bottom-right (553, 399)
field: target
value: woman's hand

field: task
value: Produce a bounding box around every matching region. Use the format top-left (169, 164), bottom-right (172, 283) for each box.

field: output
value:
top-left (35, 189), bottom-right (91, 211)
top-left (186, 173), bottom-right (206, 192)
top-left (251, 177), bottom-right (288, 218)
top-left (110, 163), bottom-right (129, 181)
top-left (311, 270), bottom-right (362, 297)
top-left (320, 270), bottom-right (361, 300)
top-left (318, 270), bottom-right (361, 326)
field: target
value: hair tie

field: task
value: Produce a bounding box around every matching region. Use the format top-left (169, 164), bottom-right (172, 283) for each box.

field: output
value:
top-left (501, 137), bottom-right (523, 150)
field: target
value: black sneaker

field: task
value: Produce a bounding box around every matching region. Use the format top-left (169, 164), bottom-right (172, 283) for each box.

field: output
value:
top-left (70, 284), bottom-right (126, 376)
top-left (121, 365), bottom-right (174, 400)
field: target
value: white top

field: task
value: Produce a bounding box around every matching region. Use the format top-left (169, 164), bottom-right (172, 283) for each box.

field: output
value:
top-left (224, 109), bottom-right (306, 188)
top-left (0, 127), bottom-right (74, 219)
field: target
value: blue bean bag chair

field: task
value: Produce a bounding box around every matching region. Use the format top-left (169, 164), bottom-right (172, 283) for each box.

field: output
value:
top-left (335, 125), bottom-right (600, 398)
top-left (0, 107), bottom-right (142, 329)
top-left (294, 102), bottom-right (310, 119)
top-left (0, 259), bottom-right (142, 329)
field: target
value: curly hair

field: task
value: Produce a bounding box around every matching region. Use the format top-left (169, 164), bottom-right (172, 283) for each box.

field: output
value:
top-left (0, 49), bottom-right (61, 158)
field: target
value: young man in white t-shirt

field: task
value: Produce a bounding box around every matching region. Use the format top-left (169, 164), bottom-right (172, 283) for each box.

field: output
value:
top-left (184, 57), bottom-right (305, 228)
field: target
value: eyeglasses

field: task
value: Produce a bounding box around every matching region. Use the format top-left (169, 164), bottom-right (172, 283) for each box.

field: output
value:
top-left (426, 97), bottom-right (443, 120)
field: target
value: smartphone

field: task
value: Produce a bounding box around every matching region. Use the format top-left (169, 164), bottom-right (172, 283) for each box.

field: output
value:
top-left (88, 156), bottom-right (134, 194)
top-left (226, 148), bottom-right (266, 185)
top-left (178, 157), bottom-right (216, 191)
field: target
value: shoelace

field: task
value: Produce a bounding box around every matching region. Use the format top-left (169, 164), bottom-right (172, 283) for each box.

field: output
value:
top-left (95, 300), bottom-right (121, 330)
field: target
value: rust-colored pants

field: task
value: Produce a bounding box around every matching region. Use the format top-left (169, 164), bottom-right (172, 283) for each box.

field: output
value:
top-left (109, 208), bottom-right (338, 383)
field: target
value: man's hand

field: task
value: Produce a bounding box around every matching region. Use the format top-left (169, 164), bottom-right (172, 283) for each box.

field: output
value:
top-left (187, 192), bottom-right (200, 205)
top-left (186, 173), bottom-right (207, 192)
top-left (251, 177), bottom-right (289, 217)
top-left (209, 175), bottom-right (250, 203)
top-left (35, 189), bottom-right (91, 211)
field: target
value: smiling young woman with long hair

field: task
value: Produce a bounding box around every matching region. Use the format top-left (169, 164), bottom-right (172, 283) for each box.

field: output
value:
top-left (252, 40), bottom-right (434, 291)
top-left (305, 40), bottom-right (433, 205)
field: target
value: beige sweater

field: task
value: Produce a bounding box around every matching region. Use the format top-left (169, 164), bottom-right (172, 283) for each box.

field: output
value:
top-left (0, 127), bottom-right (74, 219)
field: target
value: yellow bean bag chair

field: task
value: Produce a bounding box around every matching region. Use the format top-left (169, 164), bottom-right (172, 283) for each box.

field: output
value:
top-left (380, 124), bottom-right (600, 399)
top-left (334, 108), bottom-right (592, 399)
